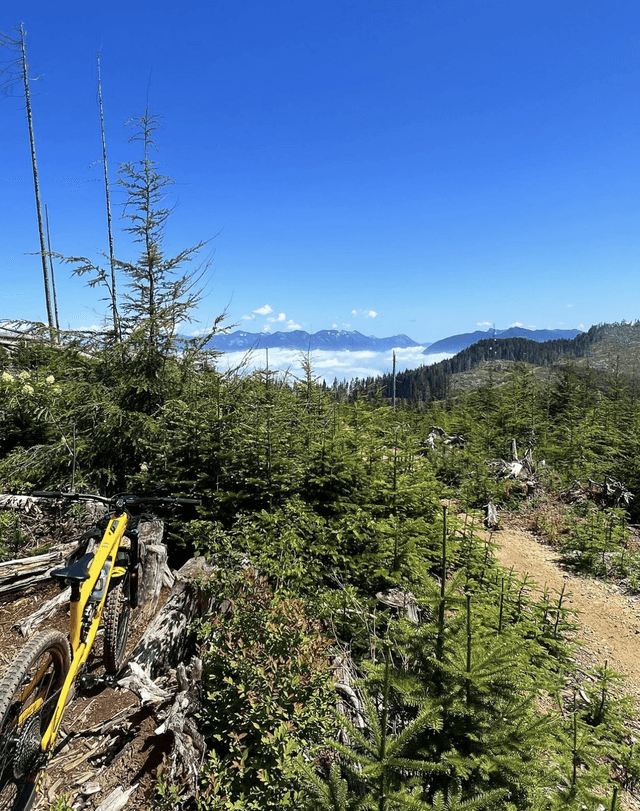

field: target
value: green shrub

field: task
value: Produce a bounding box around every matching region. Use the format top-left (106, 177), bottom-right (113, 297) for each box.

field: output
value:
top-left (197, 569), bottom-right (338, 810)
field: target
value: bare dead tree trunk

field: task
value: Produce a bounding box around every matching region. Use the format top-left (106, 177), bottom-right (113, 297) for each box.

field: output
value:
top-left (18, 23), bottom-right (55, 342)
top-left (45, 204), bottom-right (61, 338)
top-left (392, 350), bottom-right (396, 410)
top-left (97, 51), bottom-right (120, 342)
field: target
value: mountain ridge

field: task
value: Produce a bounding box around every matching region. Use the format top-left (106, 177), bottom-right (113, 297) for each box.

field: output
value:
top-left (208, 325), bottom-right (584, 355)
top-left (424, 326), bottom-right (583, 355)
top-left (207, 329), bottom-right (422, 352)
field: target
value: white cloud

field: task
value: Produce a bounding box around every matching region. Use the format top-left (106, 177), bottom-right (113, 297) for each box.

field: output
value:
top-left (510, 322), bottom-right (523, 328)
top-left (477, 321), bottom-right (491, 327)
top-left (242, 314), bottom-right (256, 321)
top-left (364, 310), bottom-right (377, 318)
top-left (267, 312), bottom-right (287, 323)
top-left (286, 319), bottom-right (302, 330)
top-left (422, 351), bottom-right (455, 365)
top-left (566, 303), bottom-right (573, 308)
top-left (76, 324), bottom-right (102, 332)
top-left (351, 309), bottom-right (358, 316)
top-left (332, 323), bottom-right (338, 329)
top-left (262, 324), bottom-right (271, 332)
top-left (215, 346), bottom-right (432, 383)
top-left (254, 304), bottom-right (273, 316)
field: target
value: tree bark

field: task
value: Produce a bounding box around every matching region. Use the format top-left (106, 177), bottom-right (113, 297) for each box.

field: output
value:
top-left (121, 556), bottom-right (215, 683)
top-left (0, 549), bottom-right (71, 596)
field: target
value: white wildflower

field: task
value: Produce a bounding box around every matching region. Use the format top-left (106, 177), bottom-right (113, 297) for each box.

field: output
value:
top-left (22, 384), bottom-right (34, 396)
top-left (140, 462), bottom-right (149, 473)
top-left (1, 372), bottom-right (13, 383)
top-left (46, 375), bottom-right (55, 384)
top-left (18, 371), bottom-right (30, 380)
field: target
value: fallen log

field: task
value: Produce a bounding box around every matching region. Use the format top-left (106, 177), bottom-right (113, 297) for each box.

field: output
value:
top-left (0, 494), bottom-right (42, 514)
top-left (0, 548), bottom-right (73, 596)
top-left (14, 585), bottom-right (71, 637)
top-left (94, 786), bottom-right (138, 811)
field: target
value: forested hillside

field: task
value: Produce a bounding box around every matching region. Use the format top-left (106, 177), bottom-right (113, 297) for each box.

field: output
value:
top-left (2, 326), bottom-right (640, 809)
top-left (345, 322), bottom-right (618, 402)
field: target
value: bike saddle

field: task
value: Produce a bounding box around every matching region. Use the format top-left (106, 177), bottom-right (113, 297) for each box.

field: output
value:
top-left (51, 552), bottom-right (94, 584)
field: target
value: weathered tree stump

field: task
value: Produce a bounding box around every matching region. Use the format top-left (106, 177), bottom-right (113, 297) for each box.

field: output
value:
top-left (376, 588), bottom-right (419, 622)
top-left (331, 651), bottom-right (365, 740)
top-left (153, 658), bottom-right (207, 796)
top-left (120, 556), bottom-right (216, 684)
top-left (484, 501), bottom-right (499, 529)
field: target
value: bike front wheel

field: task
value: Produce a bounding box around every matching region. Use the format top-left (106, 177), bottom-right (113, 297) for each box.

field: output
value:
top-left (0, 630), bottom-right (70, 810)
top-left (103, 577), bottom-right (131, 675)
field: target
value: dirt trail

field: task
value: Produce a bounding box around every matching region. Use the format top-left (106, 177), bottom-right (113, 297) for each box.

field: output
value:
top-left (488, 520), bottom-right (640, 704)
top-left (483, 518), bottom-right (640, 810)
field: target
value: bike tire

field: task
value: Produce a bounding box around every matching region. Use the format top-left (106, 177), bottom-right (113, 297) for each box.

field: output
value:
top-left (103, 578), bottom-right (131, 675)
top-left (0, 630), bottom-right (70, 810)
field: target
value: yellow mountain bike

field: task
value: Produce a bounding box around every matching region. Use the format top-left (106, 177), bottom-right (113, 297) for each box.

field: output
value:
top-left (0, 491), bottom-right (199, 810)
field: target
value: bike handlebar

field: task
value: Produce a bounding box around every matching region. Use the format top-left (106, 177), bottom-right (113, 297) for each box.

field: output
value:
top-left (32, 491), bottom-right (201, 507)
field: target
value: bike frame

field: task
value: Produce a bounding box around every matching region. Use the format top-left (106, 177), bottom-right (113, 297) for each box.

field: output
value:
top-left (38, 510), bottom-right (130, 753)
top-left (12, 489), bottom-right (198, 782)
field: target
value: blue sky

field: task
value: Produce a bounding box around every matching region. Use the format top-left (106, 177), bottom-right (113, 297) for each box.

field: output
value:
top-left (2, 0), bottom-right (640, 345)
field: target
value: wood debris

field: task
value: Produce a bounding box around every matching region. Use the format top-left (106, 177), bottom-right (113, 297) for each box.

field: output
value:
top-left (376, 588), bottom-right (419, 622)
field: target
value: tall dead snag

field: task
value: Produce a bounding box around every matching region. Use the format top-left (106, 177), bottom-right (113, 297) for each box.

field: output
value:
top-left (0, 24), bottom-right (55, 340)
top-left (96, 51), bottom-right (120, 342)
top-left (44, 203), bottom-right (61, 336)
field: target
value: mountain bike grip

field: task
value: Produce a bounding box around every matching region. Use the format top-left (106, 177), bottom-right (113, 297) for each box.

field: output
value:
top-left (33, 490), bottom-right (64, 498)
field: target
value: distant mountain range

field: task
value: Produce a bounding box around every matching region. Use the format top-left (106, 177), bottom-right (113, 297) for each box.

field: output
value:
top-left (207, 326), bottom-right (584, 355)
top-left (424, 327), bottom-right (583, 356)
top-left (207, 329), bottom-right (421, 352)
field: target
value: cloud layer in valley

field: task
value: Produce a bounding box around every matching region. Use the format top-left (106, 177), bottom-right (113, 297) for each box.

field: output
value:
top-left (215, 346), bottom-right (453, 384)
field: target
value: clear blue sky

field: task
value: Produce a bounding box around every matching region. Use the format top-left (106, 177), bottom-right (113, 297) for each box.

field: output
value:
top-left (1, 0), bottom-right (639, 344)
